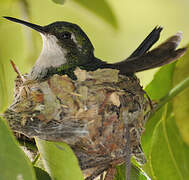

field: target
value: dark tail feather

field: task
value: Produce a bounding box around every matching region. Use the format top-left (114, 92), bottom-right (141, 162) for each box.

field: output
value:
top-left (113, 32), bottom-right (186, 74)
top-left (128, 26), bottom-right (163, 59)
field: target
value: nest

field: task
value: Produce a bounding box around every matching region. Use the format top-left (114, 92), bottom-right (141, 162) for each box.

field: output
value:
top-left (4, 68), bottom-right (150, 179)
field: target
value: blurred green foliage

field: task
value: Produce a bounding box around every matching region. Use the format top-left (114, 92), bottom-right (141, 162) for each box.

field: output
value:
top-left (53, 0), bottom-right (118, 27)
top-left (1, 0), bottom-right (189, 180)
top-left (53, 0), bottom-right (66, 5)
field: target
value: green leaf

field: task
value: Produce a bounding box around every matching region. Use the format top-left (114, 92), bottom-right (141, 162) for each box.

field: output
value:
top-left (142, 108), bottom-right (164, 157)
top-left (72, 0), bottom-right (118, 28)
top-left (173, 49), bottom-right (189, 145)
top-left (35, 138), bottom-right (84, 180)
top-left (0, 118), bottom-right (36, 180)
top-left (142, 63), bottom-right (175, 157)
top-left (52, 0), bottom-right (66, 4)
top-left (51, 0), bottom-right (118, 28)
top-left (52, 0), bottom-right (117, 28)
top-left (142, 59), bottom-right (189, 179)
top-left (143, 107), bottom-right (189, 179)
top-left (145, 63), bottom-right (175, 100)
top-left (142, 61), bottom-right (189, 179)
top-left (34, 166), bottom-right (51, 180)
top-left (115, 164), bottom-right (148, 180)
top-left (157, 75), bottom-right (189, 111)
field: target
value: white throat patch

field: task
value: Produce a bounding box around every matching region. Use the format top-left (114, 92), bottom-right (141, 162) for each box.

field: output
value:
top-left (35, 34), bottom-right (67, 68)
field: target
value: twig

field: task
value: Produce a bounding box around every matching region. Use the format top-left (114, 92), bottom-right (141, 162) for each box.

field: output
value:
top-left (10, 60), bottom-right (25, 82)
top-left (10, 60), bottom-right (31, 97)
top-left (150, 75), bottom-right (189, 116)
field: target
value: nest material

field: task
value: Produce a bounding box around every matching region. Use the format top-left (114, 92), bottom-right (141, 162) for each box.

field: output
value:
top-left (4, 68), bottom-right (150, 179)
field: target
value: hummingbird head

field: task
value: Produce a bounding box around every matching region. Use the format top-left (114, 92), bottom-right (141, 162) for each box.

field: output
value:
top-left (4, 16), bottom-right (94, 80)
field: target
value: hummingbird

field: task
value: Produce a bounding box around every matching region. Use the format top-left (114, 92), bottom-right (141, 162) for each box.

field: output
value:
top-left (3, 16), bottom-right (186, 81)
top-left (2, 16), bottom-right (187, 180)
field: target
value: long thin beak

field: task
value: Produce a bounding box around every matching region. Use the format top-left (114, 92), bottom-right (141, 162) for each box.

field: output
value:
top-left (3, 16), bottom-right (45, 34)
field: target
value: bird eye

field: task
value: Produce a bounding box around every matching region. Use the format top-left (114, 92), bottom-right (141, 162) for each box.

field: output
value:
top-left (62, 31), bottom-right (71, 39)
